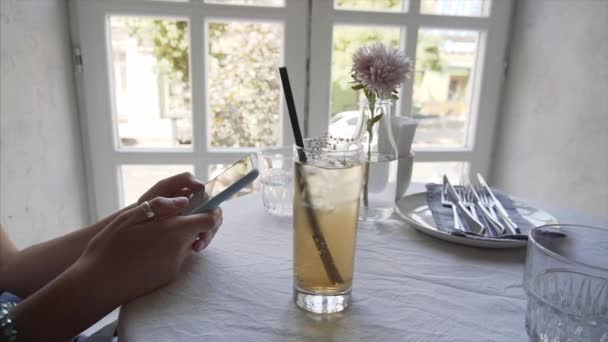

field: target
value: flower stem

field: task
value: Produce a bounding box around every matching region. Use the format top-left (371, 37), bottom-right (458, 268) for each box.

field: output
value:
top-left (362, 90), bottom-right (376, 209)
top-left (363, 145), bottom-right (371, 208)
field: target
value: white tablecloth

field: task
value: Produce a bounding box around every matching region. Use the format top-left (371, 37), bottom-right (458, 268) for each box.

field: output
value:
top-left (117, 192), bottom-right (604, 342)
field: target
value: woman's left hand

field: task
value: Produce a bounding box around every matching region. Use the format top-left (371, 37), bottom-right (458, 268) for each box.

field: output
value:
top-left (138, 172), bottom-right (204, 204)
top-left (9, 198), bottom-right (223, 342)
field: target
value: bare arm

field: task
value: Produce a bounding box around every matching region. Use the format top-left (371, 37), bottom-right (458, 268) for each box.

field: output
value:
top-left (0, 205), bottom-right (134, 298)
top-left (10, 199), bottom-right (222, 341)
top-left (0, 172), bottom-right (204, 298)
top-left (0, 224), bottom-right (18, 276)
top-left (0, 172), bottom-right (214, 341)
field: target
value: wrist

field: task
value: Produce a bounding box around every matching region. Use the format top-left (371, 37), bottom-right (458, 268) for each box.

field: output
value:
top-left (10, 259), bottom-right (121, 341)
top-left (72, 255), bottom-right (127, 307)
top-left (1, 301), bottom-right (19, 342)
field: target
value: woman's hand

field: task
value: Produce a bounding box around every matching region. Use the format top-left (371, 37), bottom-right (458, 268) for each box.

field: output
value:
top-left (138, 172), bottom-right (205, 204)
top-left (10, 197), bottom-right (223, 341)
top-left (80, 197), bottom-right (223, 304)
top-left (138, 172), bottom-right (214, 251)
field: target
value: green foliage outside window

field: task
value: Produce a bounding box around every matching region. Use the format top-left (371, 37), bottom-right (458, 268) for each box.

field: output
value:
top-left (207, 22), bottom-right (282, 148)
top-left (124, 1), bottom-right (444, 146)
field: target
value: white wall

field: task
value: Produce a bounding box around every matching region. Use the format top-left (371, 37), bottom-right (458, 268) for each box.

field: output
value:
top-left (1, 0), bottom-right (89, 248)
top-left (492, 0), bottom-right (608, 217)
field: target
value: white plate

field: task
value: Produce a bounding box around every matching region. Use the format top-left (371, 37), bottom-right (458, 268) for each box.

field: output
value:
top-left (396, 192), bottom-right (558, 248)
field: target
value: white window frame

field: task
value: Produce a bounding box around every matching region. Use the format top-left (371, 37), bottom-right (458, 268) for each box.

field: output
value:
top-left (70, 0), bottom-right (309, 218)
top-left (308, 0), bottom-right (513, 179)
top-left (70, 0), bottom-right (512, 220)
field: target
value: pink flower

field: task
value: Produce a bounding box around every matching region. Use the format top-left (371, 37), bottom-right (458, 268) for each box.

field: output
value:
top-left (352, 43), bottom-right (413, 99)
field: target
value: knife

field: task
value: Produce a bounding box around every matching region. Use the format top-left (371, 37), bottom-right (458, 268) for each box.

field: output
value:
top-left (476, 173), bottom-right (521, 234)
top-left (444, 177), bottom-right (485, 235)
top-left (442, 175), bottom-right (463, 231)
top-left (451, 230), bottom-right (528, 241)
top-left (468, 185), bottom-right (504, 237)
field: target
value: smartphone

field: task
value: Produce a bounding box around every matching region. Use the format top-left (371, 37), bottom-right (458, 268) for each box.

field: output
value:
top-left (183, 155), bottom-right (259, 215)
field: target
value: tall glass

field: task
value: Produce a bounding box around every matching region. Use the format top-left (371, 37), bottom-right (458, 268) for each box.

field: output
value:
top-left (293, 137), bottom-right (364, 314)
top-left (524, 224), bottom-right (608, 341)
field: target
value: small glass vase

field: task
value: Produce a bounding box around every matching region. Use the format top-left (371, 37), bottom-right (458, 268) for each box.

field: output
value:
top-left (357, 98), bottom-right (399, 222)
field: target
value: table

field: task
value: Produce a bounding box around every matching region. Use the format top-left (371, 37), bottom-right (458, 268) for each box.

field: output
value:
top-left (118, 190), bottom-right (607, 342)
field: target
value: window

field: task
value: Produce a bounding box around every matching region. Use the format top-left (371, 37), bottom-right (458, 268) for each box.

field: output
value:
top-left (72, 0), bottom-right (512, 217)
top-left (412, 28), bottom-right (480, 147)
top-left (206, 20), bottom-right (284, 149)
top-left (109, 16), bottom-right (192, 149)
top-left (309, 0), bottom-right (512, 190)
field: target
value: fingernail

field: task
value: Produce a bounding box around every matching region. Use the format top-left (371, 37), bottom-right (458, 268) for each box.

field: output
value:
top-left (193, 240), bottom-right (205, 252)
top-left (173, 197), bottom-right (189, 207)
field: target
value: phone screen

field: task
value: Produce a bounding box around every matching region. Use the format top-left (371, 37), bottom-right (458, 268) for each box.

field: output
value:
top-left (205, 155), bottom-right (254, 198)
top-left (182, 155), bottom-right (254, 214)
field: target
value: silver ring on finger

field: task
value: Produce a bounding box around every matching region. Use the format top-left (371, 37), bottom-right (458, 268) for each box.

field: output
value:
top-left (141, 201), bottom-right (155, 219)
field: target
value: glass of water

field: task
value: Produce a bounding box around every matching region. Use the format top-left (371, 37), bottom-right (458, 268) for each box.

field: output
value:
top-left (524, 224), bottom-right (608, 342)
top-left (257, 146), bottom-right (293, 217)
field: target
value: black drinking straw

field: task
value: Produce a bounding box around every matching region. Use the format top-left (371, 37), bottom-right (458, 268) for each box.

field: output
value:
top-left (279, 67), bottom-right (343, 285)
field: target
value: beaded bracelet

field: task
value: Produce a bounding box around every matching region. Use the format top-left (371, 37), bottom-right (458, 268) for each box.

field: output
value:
top-left (0, 301), bottom-right (19, 342)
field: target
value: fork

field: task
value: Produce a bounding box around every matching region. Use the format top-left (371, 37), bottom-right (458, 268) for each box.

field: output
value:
top-left (476, 187), bottom-right (499, 220)
top-left (459, 187), bottom-right (479, 222)
top-left (459, 185), bottom-right (494, 236)
top-left (467, 185), bottom-right (506, 237)
top-left (476, 187), bottom-right (518, 235)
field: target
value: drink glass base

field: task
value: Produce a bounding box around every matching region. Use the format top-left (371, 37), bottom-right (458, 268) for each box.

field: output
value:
top-left (358, 206), bottom-right (393, 222)
top-left (294, 287), bottom-right (351, 314)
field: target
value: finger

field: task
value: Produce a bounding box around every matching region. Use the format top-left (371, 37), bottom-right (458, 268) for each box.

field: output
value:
top-left (138, 172), bottom-right (204, 204)
top-left (203, 231), bottom-right (214, 249)
top-left (208, 208), bottom-right (222, 236)
top-left (173, 187), bottom-right (194, 199)
top-left (197, 208), bottom-right (222, 251)
top-left (195, 207), bottom-right (221, 230)
top-left (123, 197), bottom-right (190, 228)
top-left (192, 239), bottom-right (205, 252)
top-left (160, 172), bottom-right (205, 194)
top-left (162, 210), bottom-right (222, 243)
top-left (103, 202), bottom-right (158, 234)
top-left (191, 232), bottom-right (208, 252)
top-left (213, 207), bottom-right (223, 226)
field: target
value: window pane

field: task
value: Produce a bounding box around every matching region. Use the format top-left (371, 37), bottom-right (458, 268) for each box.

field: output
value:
top-left (109, 17), bottom-right (192, 149)
top-left (207, 21), bottom-right (283, 148)
top-left (329, 25), bottom-right (401, 138)
top-left (420, 0), bottom-right (490, 17)
top-left (411, 162), bottom-right (468, 184)
top-left (335, 0), bottom-right (407, 12)
top-left (412, 29), bottom-right (480, 148)
top-left (120, 165), bottom-right (194, 206)
top-left (204, 0), bottom-right (284, 7)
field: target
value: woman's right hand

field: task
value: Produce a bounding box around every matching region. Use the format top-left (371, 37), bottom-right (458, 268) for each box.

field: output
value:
top-left (78, 196), bottom-right (222, 304)
top-left (9, 197), bottom-right (222, 341)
